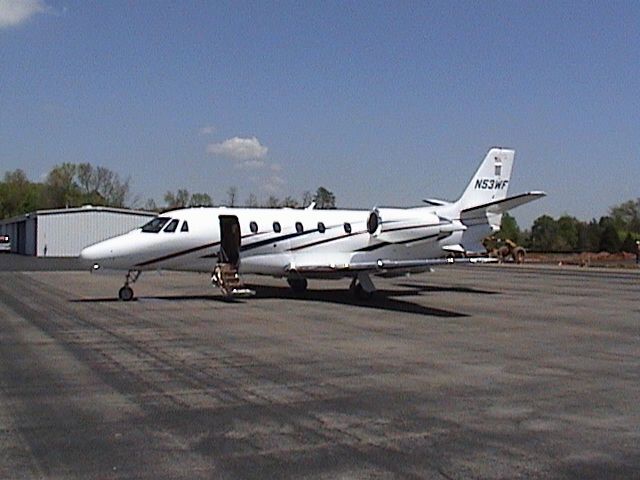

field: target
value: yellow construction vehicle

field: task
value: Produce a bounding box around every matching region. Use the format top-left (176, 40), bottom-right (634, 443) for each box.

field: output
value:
top-left (483, 236), bottom-right (526, 264)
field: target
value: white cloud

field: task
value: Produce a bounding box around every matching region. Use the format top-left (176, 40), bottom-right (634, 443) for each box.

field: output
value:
top-left (207, 136), bottom-right (268, 168)
top-left (199, 125), bottom-right (216, 135)
top-left (207, 136), bottom-right (268, 160)
top-left (0, 0), bottom-right (48, 28)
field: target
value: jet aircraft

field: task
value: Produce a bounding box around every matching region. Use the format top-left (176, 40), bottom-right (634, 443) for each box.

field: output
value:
top-left (80, 148), bottom-right (545, 301)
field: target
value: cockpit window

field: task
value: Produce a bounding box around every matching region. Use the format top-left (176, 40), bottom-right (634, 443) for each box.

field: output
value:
top-left (164, 219), bottom-right (179, 233)
top-left (141, 217), bottom-right (170, 233)
top-left (181, 221), bottom-right (189, 232)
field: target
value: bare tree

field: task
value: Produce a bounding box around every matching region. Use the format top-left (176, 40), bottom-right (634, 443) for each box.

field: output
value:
top-left (226, 186), bottom-right (237, 207)
top-left (281, 196), bottom-right (299, 208)
top-left (301, 190), bottom-right (313, 208)
top-left (264, 195), bottom-right (280, 208)
top-left (246, 193), bottom-right (258, 207)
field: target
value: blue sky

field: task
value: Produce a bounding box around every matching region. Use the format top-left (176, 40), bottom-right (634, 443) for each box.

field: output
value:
top-left (1, 1), bottom-right (638, 227)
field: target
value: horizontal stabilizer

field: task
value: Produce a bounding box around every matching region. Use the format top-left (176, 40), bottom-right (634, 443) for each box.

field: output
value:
top-left (460, 191), bottom-right (546, 223)
top-left (422, 198), bottom-right (452, 206)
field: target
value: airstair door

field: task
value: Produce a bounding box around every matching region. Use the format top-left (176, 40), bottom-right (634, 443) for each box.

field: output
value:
top-left (219, 215), bottom-right (241, 266)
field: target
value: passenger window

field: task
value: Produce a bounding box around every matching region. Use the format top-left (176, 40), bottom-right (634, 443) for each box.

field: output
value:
top-left (273, 221), bottom-right (281, 233)
top-left (295, 222), bottom-right (303, 233)
top-left (318, 222), bottom-right (326, 234)
top-left (250, 221), bottom-right (258, 233)
top-left (141, 217), bottom-right (170, 233)
top-left (164, 219), bottom-right (179, 232)
top-left (181, 221), bottom-right (189, 232)
top-left (344, 222), bottom-right (352, 234)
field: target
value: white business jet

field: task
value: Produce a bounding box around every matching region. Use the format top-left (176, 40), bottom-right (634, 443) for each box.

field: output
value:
top-left (80, 148), bottom-right (545, 301)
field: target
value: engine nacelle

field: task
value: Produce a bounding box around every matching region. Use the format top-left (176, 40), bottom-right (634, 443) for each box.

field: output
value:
top-left (367, 207), bottom-right (442, 244)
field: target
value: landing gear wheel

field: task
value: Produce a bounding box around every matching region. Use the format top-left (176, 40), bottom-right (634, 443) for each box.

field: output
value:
top-left (351, 282), bottom-right (373, 300)
top-left (118, 286), bottom-right (134, 301)
top-left (287, 277), bottom-right (308, 293)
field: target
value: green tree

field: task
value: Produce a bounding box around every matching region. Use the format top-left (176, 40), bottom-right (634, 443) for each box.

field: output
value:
top-left (45, 163), bottom-right (79, 208)
top-left (313, 187), bottom-right (336, 209)
top-left (610, 199), bottom-right (640, 234)
top-left (530, 215), bottom-right (560, 251)
top-left (189, 193), bottom-right (213, 207)
top-left (164, 189), bottom-right (190, 209)
top-left (496, 213), bottom-right (521, 244)
top-left (557, 215), bottom-right (581, 252)
top-left (598, 216), bottom-right (621, 253)
top-left (0, 170), bottom-right (42, 218)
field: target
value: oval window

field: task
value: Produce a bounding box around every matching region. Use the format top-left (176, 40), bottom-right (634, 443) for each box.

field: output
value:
top-left (344, 222), bottom-right (352, 234)
top-left (317, 222), bottom-right (326, 234)
top-left (295, 222), bottom-right (303, 233)
top-left (250, 221), bottom-right (258, 233)
top-left (273, 222), bottom-right (281, 233)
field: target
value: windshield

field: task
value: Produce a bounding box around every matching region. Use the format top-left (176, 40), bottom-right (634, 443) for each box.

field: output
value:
top-left (141, 217), bottom-right (170, 233)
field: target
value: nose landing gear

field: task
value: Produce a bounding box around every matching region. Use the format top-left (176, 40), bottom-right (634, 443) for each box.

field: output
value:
top-left (119, 270), bottom-right (141, 301)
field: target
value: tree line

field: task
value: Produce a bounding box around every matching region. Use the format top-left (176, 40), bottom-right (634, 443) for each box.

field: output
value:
top-left (497, 199), bottom-right (640, 253)
top-left (0, 164), bottom-right (130, 218)
top-left (0, 164), bottom-right (337, 218)
top-left (1, 164), bottom-right (637, 253)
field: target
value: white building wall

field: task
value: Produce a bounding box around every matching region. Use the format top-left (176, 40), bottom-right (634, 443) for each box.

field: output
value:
top-left (36, 209), bottom-right (155, 257)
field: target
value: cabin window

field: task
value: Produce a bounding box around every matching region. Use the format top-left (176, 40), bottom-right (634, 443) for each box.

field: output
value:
top-left (164, 219), bottom-right (179, 233)
top-left (141, 217), bottom-right (170, 233)
top-left (317, 222), bottom-right (326, 234)
top-left (273, 221), bottom-right (281, 233)
top-left (250, 221), bottom-right (258, 233)
top-left (181, 221), bottom-right (189, 232)
top-left (295, 222), bottom-right (303, 233)
top-left (344, 222), bottom-right (352, 234)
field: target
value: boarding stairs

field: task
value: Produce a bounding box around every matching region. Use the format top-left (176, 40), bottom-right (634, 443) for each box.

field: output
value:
top-left (212, 262), bottom-right (255, 297)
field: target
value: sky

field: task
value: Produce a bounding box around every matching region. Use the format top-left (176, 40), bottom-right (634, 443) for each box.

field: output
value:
top-left (1, 0), bottom-right (638, 227)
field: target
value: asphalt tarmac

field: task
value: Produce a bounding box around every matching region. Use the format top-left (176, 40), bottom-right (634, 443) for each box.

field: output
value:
top-left (0, 257), bottom-right (638, 479)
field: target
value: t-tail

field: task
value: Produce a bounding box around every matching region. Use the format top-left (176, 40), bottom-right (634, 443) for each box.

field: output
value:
top-left (449, 147), bottom-right (545, 253)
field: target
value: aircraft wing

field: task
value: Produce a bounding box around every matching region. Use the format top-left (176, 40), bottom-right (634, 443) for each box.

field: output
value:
top-left (288, 256), bottom-right (496, 277)
top-left (460, 191), bottom-right (546, 223)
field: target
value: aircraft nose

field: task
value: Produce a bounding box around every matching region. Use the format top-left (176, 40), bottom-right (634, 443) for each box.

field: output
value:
top-left (79, 241), bottom-right (115, 270)
top-left (80, 244), bottom-right (106, 261)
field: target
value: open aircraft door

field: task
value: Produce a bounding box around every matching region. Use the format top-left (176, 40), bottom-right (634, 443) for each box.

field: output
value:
top-left (218, 215), bottom-right (241, 266)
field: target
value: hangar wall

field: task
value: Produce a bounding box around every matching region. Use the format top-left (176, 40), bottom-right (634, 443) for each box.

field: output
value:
top-left (1, 206), bottom-right (156, 257)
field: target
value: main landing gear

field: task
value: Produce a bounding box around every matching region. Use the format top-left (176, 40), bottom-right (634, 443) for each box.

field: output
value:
top-left (350, 273), bottom-right (376, 300)
top-left (287, 277), bottom-right (308, 294)
top-left (119, 270), bottom-right (140, 301)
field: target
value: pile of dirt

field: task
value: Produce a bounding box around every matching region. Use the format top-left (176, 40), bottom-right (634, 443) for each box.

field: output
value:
top-left (526, 252), bottom-right (638, 268)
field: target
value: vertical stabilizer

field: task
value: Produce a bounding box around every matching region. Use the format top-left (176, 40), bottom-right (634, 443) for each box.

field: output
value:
top-left (456, 148), bottom-right (514, 211)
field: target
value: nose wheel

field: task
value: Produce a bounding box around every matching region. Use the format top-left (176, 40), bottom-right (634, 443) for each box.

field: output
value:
top-left (119, 285), bottom-right (134, 301)
top-left (119, 270), bottom-right (140, 301)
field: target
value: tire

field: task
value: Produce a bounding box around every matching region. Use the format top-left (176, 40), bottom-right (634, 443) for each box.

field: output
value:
top-left (118, 286), bottom-right (134, 301)
top-left (513, 247), bottom-right (526, 264)
top-left (352, 283), bottom-right (373, 300)
top-left (287, 277), bottom-right (308, 293)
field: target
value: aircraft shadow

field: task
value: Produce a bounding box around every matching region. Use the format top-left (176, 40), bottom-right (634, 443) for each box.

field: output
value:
top-left (71, 286), bottom-right (467, 317)
top-left (70, 295), bottom-right (238, 304)
top-left (395, 282), bottom-right (499, 295)
top-left (247, 285), bottom-right (468, 318)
